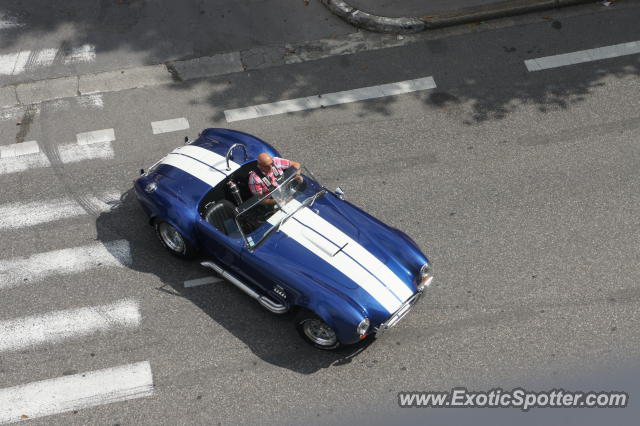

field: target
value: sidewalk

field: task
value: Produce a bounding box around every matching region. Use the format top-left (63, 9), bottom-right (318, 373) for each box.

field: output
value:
top-left (321, 0), bottom-right (598, 33)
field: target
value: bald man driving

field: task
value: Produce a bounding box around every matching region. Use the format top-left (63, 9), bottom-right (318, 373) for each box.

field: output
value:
top-left (248, 153), bottom-right (302, 205)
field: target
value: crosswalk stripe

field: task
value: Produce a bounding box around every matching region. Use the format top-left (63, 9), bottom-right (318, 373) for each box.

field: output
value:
top-left (151, 117), bottom-right (190, 134)
top-left (0, 141), bottom-right (39, 158)
top-left (0, 361), bottom-right (154, 424)
top-left (0, 240), bottom-right (132, 290)
top-left (0, 299), bottom-right (141, 353)
top-left (0, 191), bottom-right (120, 230)
top-left (76, 128), bottom-right (115, 145)
top-left (0, 135), bottom-right (115, 175)
top-left (224, 76), bottom-right (437, 122)
top-left (0, 44), bottom-right (96, 76)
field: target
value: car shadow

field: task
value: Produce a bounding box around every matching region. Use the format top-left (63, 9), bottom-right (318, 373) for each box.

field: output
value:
top-left (95, 188), bottom-right (373, 374)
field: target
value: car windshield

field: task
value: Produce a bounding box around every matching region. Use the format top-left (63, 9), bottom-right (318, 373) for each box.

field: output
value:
top-left (234, 166), bottom-right (326, 249)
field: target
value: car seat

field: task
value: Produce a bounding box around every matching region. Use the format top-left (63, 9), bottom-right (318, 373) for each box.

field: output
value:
top-left (203, 199), bottom-right (240, 237)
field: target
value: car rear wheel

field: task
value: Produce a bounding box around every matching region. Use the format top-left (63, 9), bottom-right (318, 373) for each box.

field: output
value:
top-left (154, 220), bottom-right (196, 258)
top-left (295, 311), bottom-right (341, 350)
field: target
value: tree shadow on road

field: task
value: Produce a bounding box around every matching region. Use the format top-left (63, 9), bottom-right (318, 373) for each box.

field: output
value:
top-left (94, 188), bottom-right (373, 375)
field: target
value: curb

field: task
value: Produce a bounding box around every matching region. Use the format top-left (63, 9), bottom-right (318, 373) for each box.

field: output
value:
top-left (321, 0), bottom-right (597, 33)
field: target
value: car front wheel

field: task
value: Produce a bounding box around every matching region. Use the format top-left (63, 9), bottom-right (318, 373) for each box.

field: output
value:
top-left (154, 220), bottom-right (196, 258)
top-left (295, 311), bottom-right (341, 350)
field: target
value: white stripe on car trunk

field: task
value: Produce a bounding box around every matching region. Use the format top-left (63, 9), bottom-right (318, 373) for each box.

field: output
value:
top-left (0, 362), bottom-right (153, 424)
top-left (0, 299), bottom-right (141, 353)
top-left (268, 201), bottom-right (404, 313)
top-left (172, 144), bottom-right (240, 173)
top-left (0, 240), bottom-right (132, 290)
top-left (161, 153), bottom-right (227, 188)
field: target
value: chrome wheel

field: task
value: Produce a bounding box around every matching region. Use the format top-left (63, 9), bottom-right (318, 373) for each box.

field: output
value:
top-left (302, 319), bottom-right (337, 347)
top-left (158, 222), bottom-right (185, 254)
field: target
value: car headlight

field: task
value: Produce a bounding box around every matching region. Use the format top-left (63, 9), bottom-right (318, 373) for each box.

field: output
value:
top-left (417, 262), bottom-right (433, 291)
top-left (356, 317), bottom-right (370, 338)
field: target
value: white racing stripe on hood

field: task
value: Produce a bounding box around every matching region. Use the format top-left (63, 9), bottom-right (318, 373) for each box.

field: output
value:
top-left (161, 153), bottom-right (227, 188)
top-left (294, 207), bottom-right (414, 303)
top-left (268, 200), bottom-right (405, 313)
top-left (173, 145), bottom-right (241, 173)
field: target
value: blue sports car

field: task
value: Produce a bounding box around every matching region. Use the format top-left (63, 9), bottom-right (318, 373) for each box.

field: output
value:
top-left (134, 129), bottom-right (433, 350)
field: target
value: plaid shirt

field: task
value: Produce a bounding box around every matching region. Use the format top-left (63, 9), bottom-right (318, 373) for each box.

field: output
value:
top-left (248, 157), bottom-right (292, 196)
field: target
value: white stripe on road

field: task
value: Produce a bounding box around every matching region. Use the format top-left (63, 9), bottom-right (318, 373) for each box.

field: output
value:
top-left (525, 40), bottom-right (640, 71)
top-left (0, 137), bottom-right (115, 175)
top-left (151, 117), bottom-right (189, 135)
top-left (224, 76), bottom-right (437, 122)
top-left (0, 191), bottom-right (120, 230)
top-left (0, 240), bottom-right (132, 290)
top-left (0, 361), bottom-right (154, 424)
top-left (0, 44), bottom-right (96, 76)
top-left (76, 128), bottom-right (115, 145)
top-left (0, 151), bottom-right (50, 175)
top-left (0, 300), bottom-right (141, 353)
top-left (0, 141), bottom-right (39, 158)
top-left (184, 276), bottom-right (223, 288)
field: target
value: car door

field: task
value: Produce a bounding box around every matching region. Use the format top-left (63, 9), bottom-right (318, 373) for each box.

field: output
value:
top-left (195, 217), bottom-right (244, 275)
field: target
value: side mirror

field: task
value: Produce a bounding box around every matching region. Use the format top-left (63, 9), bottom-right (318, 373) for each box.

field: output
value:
top-left (335, 187), bottom-right (344, 200)
top-left (184, 136), bottom-right (189, 144)
top-left (139, 168), bottom-right (145, 175)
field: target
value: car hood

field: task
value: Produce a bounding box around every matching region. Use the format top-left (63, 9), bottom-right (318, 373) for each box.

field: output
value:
top-left (253, 195), bottom-right (426, 318)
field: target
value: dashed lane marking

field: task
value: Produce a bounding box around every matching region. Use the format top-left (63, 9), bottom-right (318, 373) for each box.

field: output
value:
top-left (224, 76), bottom-right (437, 122)
top-left (525, 40), bottom-right (640, 71)
top-left (151, 117), bottom-right (189, 135)
top-left (184, 276), bottom-right (223, 288)
top-left (0, 361), bottom-right (154, 424)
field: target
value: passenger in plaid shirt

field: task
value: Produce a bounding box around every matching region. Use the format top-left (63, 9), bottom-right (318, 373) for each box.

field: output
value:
top-left (248, 153), bottom-right (302, 204)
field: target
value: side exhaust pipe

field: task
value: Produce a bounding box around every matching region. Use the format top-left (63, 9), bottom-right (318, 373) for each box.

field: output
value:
top-left (200, 261), bottom-right (288, 314)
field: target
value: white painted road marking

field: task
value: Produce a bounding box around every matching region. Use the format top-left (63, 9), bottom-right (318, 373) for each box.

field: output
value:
top-left (0, 141), bottom-right (39, 158)
top-left (76, 128), bottom-right (115, 145)
top-left (0, 191), bottom-right (120, 230)
top-left (525, 40), bottom-right (640, 71)
top-left (0, 44), bottom-right (96, 76)
top-left (151, 117), bottom-right (189, 134)
top-left (184, 276), bottom-right (223, 288)
top-left (0, 132), bottom-right (115, 175)
top-left (0, 240), bottom-right (132, 290)
top-left (0, 361), bottom-right (154, 424)
top-left (224, 76), bottom-right (437, 122)
top-left (0, 299), bottom-right (141, 353)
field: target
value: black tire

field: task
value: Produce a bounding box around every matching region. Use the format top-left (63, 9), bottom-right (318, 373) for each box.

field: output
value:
top-left (295, 310), bottom-right (341, 350)
top-left (154, 219), bottom-right (197, 258)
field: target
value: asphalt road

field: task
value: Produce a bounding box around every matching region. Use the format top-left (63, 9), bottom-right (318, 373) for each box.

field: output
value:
top-left (1, 2), bottom-right (639, 425)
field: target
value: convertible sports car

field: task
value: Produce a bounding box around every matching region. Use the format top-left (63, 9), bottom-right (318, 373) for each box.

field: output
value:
top-left (134, 128), bottom-right (433, 350)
